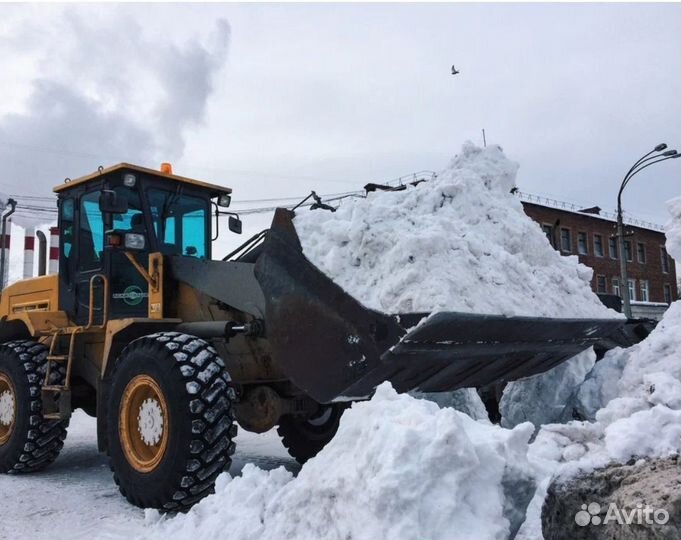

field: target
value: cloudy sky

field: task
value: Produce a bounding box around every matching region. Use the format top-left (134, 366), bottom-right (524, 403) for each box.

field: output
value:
top-left (0, 2), bottom-right (679, 233)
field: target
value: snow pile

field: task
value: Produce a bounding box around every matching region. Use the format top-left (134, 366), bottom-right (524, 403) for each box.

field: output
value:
top-left (666, 195), bottom-right (681, 261)
top-left (531, 301), bottom-right (681, 470)
top-left (142, 384), bottom-right (536, 540)
top-left (294, 143), bottom-right (616, 319)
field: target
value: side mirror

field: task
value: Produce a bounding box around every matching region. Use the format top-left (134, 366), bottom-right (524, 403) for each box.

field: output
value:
top-left (99, 191), bottom-right (129, 214)
top-left (218, 194), bottom-right (232, 208)
top-left (228, 215), bottom-right (242, 234)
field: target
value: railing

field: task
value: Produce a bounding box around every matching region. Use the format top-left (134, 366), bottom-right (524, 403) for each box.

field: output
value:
top-left (514, 190), bottom-right (665, 232)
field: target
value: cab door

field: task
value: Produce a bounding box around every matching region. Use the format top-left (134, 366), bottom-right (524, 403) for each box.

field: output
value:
top-left (58, 185), bottom-right (151, 325)
top-left (58, 189), bottom-right (107, 326)
top-left (105, 185), bottom-right (151, 319)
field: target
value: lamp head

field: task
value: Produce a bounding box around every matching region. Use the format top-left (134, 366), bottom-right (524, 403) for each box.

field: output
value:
top-left (654, 143), bottom-right (668, 152)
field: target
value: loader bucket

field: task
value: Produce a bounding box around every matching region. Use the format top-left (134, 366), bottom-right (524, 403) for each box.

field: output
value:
top-left (251, 209), bottom-right (643, 403)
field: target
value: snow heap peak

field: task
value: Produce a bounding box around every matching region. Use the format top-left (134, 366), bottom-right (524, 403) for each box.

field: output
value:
top-left (294, 143), bottom-right (616, 319)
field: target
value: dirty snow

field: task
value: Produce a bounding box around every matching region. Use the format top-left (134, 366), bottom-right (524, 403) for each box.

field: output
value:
top-left (294, 143), bottom-right (617, 319)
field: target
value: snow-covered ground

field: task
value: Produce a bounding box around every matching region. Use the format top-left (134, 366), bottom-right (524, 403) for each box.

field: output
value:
top-left (0, 412), bottom-right (298, 540)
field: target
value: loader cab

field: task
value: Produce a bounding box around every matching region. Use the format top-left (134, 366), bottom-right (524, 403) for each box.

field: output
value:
top-left (54, 163), bottom-right (232, 325)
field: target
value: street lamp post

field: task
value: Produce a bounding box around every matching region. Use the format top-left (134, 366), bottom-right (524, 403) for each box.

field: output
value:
top-left (616, 144), bottom-right (680, 318)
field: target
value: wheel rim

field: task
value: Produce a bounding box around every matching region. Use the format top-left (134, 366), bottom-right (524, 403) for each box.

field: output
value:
top-left (119, 375), bottom-right (169, 473)
top-left (0, 372), bottom-right (16, 446)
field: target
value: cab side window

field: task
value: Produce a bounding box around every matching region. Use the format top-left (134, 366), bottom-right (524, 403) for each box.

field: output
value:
top-left (60, 198), bottom-right (74, 259)
top-left (79, 191), bottom-right (104, 270)
top-left (148, 189), bottom-right (207, 258)
top-left (59, 198), bottom-right (75, 283)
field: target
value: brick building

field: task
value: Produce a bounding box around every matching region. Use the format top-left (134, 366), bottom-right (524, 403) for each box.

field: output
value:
top-left (521, 199), bottom-right (678, 318)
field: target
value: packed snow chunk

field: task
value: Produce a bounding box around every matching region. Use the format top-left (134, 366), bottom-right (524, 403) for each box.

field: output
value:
top-left (500, 348), bottom-right (595, 428)
top-left (410, 387), bottom-right (490, 421)
top-left (294, 143), bottom-right (616, 319)
top-left (140, 384), bottom-right (537, 540)
top-left (666, 195), bottom-right (681, 261)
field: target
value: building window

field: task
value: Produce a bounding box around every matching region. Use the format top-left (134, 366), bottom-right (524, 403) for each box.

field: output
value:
top-left (628, 279), bottom-right (636, 302)
top-left (596, 275), bottom-right (607, 294)
top-left (541, 224), bottom-right (553, 247)
top-left (609, 237), bottom-right (618, 259)
top-left (577, 232), bottom-right (588, 255)
top-left (612, 277), bottom-right (620, 296)
top-left (637, 242), bottom-right (646, 264)
top-left (624, 240), bottom-right (633, 262)
top-left (661, 247), bottom-right (670, 273)
top-left (640, 280), bottom-right (649, 302)
top-left (664, 284), bottom-right (672, 304)
top-left (594, 234), bottom-right (604, 257)
top-left (560, 228), bottom-right (571, 252)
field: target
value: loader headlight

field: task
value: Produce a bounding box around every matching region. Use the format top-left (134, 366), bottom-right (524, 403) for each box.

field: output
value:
top-left (124, 233), bottom-right (146, 250)
top-left (123, 173), bottom-right (137, 187)
top-left (218, 194), bottom-right (232, 208)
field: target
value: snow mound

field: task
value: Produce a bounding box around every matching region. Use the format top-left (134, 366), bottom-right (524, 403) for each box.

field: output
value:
top-left (142, 384), bottom-right (536, 540)
top-left (666, 195), bottom-right (681, 261)
top-left (294, 143), bottom-right (616, 319)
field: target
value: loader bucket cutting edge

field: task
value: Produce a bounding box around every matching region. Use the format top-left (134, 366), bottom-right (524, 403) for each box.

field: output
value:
top-left (251, 209), bottom-right (641, 404)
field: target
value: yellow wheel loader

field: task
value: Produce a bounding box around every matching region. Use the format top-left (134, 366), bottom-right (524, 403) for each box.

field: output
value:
top-left (0, 163), bottom-right (649, 510)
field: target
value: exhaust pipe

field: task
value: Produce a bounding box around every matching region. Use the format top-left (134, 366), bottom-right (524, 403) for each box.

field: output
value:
top-left (36, 230), bottom-right (47, 277)
top-left (0, 199), bottom-right (17, 291)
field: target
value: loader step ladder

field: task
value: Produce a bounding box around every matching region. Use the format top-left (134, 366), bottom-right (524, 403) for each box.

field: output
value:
top-left (41, 274), bottom-right (109, 421)
top-left (42, 327), bottom-right (80, 420)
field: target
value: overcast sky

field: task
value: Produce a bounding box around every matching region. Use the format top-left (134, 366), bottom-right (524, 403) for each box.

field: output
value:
top-left (0, 3), bottom-right (679, 230)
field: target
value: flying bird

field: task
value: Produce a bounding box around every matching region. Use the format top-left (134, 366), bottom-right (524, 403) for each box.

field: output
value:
top-left (451, 64), bottom-right (460, 75)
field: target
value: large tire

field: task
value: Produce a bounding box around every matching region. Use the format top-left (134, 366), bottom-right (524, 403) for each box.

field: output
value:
top-left (277, 403), bottom-right (346, 464)
top-left (0, 340), bottom-right (69, 473)
top-left (107, 332), bottom-right (237, 511)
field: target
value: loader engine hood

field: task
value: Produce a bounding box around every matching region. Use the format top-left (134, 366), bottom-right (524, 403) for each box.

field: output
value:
top-left (170, 209), bottom-right (651, 404)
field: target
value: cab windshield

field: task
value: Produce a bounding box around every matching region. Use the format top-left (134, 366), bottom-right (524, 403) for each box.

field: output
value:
top-left (147, 189), bottom-right (209, 258)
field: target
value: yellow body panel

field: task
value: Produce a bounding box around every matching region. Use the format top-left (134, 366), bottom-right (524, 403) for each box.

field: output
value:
top-left (0, 275), bottom-right (60, 321)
